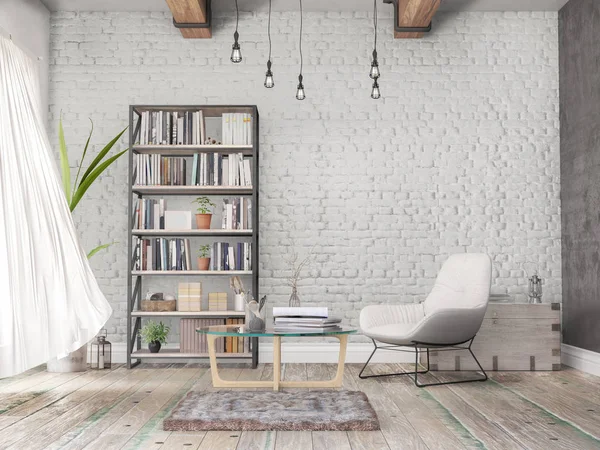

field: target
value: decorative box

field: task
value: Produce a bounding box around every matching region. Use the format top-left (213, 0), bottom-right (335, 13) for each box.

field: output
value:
top-left (426, 303), bottom-right (561, 371)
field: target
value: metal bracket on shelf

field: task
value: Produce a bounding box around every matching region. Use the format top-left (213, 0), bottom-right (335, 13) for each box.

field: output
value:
top-left (172, 0), bottom-right (212, 29)
top-left (383, 0), bottom-right (433, 34)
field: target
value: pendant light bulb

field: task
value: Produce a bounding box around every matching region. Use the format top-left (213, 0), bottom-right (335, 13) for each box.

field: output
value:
top-left (371, 79), bottom-right (381, 99)
top-left (296, 75), bottom-right (305, 100)
top-left (264, 61), bottom-right (274, 88)
top-left (370, 50), bottom-right (380, 79)
top-left (231, 31), bottom-right (242, 63)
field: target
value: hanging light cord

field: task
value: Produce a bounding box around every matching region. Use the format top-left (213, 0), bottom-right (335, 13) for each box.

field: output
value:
top-left (373, 0), bottom-right (378, 54)
top-left (235, 0), bottom-right (239, 33)
top-left (299, 0), bottom-right (303, 76)
top-left (267, 0), bottom-right (272, 61)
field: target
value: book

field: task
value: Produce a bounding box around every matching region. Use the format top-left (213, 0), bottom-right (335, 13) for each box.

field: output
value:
top-left (272, 307), bottom-right (329, 318)
top-left (273, 326), bottom-right (342, 333)
top-left (274, 317), bottom-right (342, 325)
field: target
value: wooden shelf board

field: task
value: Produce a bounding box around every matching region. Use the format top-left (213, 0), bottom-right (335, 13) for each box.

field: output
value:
top-left (133, 186), bottom-right (253, 196)
top-left (132, 311), bottom-right (245, 317)
top-left (133, 145), bottom-right (253, 156)
top-left (131, 349), bottom-right (251, 359)
top-left (132, 229), bottom-right (253, 237)
top-left (131, 270), bottom-right (252, 276)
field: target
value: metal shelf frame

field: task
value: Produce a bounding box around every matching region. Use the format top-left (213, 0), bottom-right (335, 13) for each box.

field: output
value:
top-left (127, 104), bottom-right (260, 369)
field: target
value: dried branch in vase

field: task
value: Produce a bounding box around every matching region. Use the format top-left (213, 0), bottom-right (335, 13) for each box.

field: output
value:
top-left (284, 242), bottom-right (316, 307)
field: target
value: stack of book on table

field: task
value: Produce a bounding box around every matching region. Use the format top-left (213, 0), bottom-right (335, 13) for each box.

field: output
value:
top-left (272, 307), bottom-right (342, 332)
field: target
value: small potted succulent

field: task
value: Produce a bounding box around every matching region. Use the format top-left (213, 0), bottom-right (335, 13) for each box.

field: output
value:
top-left (139, 320), bottom-right (170, 353)
top-left (192, 196), bottom-right (215, 229)
top-left (198, 244), bottom-right (211, 271)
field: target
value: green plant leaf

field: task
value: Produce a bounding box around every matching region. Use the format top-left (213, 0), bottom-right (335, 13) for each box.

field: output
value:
top-left (73, 119), bottom-right (94, 199)
top-left (87, 242), bottom-right (115, 259)
top-left (70, 148), bottom-right (128, 211)
top-left (79, 127), bottom-right (128, 187)
top-left (58, 117), bottom-right (72, 205)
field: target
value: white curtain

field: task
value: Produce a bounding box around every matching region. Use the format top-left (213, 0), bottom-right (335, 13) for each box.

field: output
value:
top-left (0, 36), bottom-right (112, 378)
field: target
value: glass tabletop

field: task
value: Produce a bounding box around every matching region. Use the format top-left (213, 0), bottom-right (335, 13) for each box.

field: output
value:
top-left (197, 325), bottom-right (358, 337)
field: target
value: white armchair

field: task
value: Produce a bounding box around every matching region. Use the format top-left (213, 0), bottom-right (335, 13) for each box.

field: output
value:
top-left (359, 253), bottom-right (492, 387)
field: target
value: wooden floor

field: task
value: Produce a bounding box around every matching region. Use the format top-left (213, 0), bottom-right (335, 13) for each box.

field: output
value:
top-left (1, 363), bottom-right (600, 450)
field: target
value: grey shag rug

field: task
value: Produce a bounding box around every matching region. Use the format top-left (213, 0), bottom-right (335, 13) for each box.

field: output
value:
top-left (164, 390), bottom-right (380, 431)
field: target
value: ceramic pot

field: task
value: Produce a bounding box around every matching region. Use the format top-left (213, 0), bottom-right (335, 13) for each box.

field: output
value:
top-left (195, 214), bottom-right (212, 229)
top-left (197, 257), bottom-right (210, 270)
top-left (234, 293), bottom-right (245, 312)
top-left (148, 341), bottom-right (161, 353)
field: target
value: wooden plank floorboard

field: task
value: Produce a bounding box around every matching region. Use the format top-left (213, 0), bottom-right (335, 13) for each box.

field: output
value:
top-left (346, 363), bottom-right (417, 450)
top-left (376, 364), bottom-right (469, 450)
top-left (3, 364), bottom-right (600, 450)
top-left (48, 368), bottom-right (160, 450)
top-left (406, 370), bottom-right (524, 450)
top-left (432, 371), bottom-right (600, 449)
top-left (312, 431), bottom-right (351, 450)
top-left (1, 366), bottom-right (139, 450)
top-left (487, 372), bottom-right (600, 442)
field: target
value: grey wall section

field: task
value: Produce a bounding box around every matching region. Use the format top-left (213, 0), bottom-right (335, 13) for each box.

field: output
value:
top-left (0, 0), bottom-right (50, 125)
top-left (559, 0), bottom-right (600, 352)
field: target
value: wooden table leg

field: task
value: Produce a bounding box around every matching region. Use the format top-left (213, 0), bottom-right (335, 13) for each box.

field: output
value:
top-left (208, 334), bottom-right (272, 388)
top-left (273, 335), bottom-right (281, 391)
top-left (279, 335), bottom-right (349, 389)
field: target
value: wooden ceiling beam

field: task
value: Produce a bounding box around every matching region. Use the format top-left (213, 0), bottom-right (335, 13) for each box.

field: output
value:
top-left (165, 0), bottom-right (212, 38)
top-left (394, 0), bottom-right (441, 39)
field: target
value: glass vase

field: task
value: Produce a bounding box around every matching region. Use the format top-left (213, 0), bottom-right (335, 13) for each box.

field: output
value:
top-left (289, 287), bottom-right (300, 307)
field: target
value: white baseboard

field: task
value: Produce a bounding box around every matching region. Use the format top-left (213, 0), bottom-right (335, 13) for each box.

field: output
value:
top-left (561, 344), bottom-right (600, 376)
top-left (109, 342), bottom-right (414, 365)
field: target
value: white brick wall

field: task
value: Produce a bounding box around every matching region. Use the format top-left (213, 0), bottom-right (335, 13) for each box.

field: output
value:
top-left (48, 10), bottom-right (561, 344)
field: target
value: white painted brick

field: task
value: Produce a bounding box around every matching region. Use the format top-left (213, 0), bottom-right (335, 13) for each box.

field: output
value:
top-left (48, 10), bottom-right (560, 344)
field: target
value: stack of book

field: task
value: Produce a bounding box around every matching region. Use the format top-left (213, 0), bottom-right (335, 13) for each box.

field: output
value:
top-left (138, 110), bottom-right (206, 146)
top-left (134, 237), bottom-right (192, 271)
top-left (190, 153), bottom-right (252, 187)
top-left (134, 155), bottom-right (187, 186)
top-left (222, 197), bottom-right (252, 230)
top-left (210, 242), bottom-right (252, 271)
top-left (272, 307), bottom-right (342, 332)
top-left (178, 282), bottom-right (202, 311)
top-left (134, 198), bottom-right (166, 229)
top-left (208, 292), bottom-right (228, 311)
top-left (222, 112), bottom-right (253, 145)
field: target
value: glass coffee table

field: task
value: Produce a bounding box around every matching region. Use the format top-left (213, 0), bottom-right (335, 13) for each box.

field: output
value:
top-left (197, 325), bottom-right (357, 391)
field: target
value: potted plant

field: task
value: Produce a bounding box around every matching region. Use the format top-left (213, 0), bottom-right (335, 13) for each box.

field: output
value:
top-left (192, 196), bottom-right (215, 229)
top-left (139, 320), bottom-right (170, 353)
top-left (198, 244), bottom-right (211, 271)
top-left (48, 118), bottom-right (128, 373)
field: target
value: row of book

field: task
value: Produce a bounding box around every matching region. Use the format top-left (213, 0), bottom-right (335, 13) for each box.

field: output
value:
top-left (191, 153), bottom-right (252, 187)
top-left (180, 318), bottom-right (250, 354)
top-left (222, 197), bottom-right (252, 230)
top-left (135, 238), bottom-right (192, 271)
top-left (135, 154), bottom-right (187, 186)
top-left (134, 198), bottom-right (166, 230)
top-left (222, 113), bottom-right (253, 145)
top-left (272, 307), bottom-right (342, 333)
top-left (138, 110), bottom-right (206, 146)
top-left (211, 242), bottom-right (252, 271)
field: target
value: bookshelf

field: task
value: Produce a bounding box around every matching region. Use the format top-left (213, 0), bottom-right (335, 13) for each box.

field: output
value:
top-left (127, 105), bottom-right (259, 369)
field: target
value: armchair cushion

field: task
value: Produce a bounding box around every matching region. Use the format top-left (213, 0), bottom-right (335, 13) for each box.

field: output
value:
top-left (360, 303), bottom-right (425, 346)
top-left (360, 253), bottom-right (492, 347)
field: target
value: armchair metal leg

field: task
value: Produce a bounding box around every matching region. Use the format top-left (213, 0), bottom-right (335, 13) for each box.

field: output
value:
top-left (411, 339), bottom-right (488, 388)
top-left (358, 339), bottom-right (430, 379)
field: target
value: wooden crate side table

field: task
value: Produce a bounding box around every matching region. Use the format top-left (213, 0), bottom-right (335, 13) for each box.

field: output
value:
top-left (426, 303), bottom-right (561, 371)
